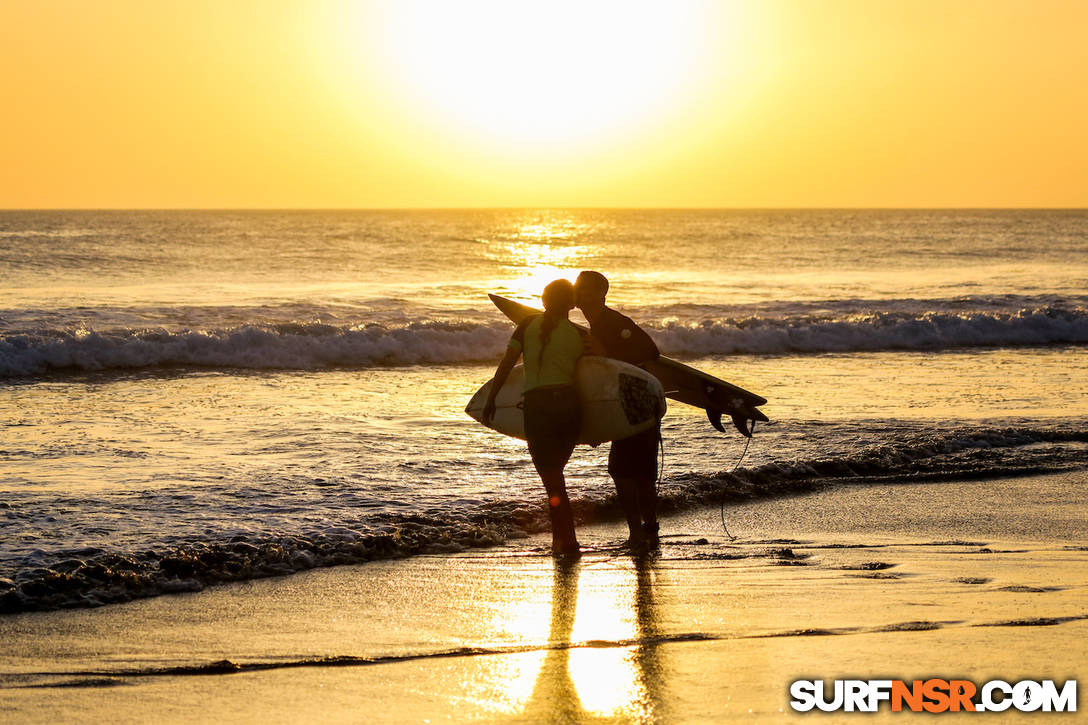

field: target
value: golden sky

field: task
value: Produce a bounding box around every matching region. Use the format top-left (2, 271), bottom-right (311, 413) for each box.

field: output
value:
top-left (2, 0), bottom-right (1085, 208)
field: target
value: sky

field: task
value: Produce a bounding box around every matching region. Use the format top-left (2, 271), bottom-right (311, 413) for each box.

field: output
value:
top-left (1, 0), bottom-right (1086, 208)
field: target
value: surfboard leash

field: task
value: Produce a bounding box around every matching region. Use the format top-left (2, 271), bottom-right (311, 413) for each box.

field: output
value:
top-left (720, 421), bottom-right (755, 541)
top-left (656, 425), bottom-right (665, 486)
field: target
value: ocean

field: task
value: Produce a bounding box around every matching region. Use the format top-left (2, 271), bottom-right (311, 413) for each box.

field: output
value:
top-left (2, 209), bottom-right (1086, 613)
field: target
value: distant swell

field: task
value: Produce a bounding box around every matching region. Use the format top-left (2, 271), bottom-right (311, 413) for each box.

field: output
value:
top-left (2, 426), bottom-right (1086, 614)
top-left (0, 322), bottom-right (510, 377)
top-left (2, 306), bottom-right (1086, 376)
top-left (651, 307), bottom-right (1088, 356)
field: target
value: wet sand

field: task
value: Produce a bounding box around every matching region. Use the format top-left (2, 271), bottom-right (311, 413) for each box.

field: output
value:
top-left (2, 470), bottom-right (1086, 723)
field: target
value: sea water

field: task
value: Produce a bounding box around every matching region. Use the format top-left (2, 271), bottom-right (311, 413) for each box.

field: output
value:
top-left (1, 209), bottom-right (1086, 612)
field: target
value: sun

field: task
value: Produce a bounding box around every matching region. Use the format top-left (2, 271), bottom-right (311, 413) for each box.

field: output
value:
top-left (345, 0), bottom-right (724, 153)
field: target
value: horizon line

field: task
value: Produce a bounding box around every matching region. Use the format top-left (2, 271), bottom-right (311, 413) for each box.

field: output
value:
top-left (2, 206), bottom-right (1086, 212)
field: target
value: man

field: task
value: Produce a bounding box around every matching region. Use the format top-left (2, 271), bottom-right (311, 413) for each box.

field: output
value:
top-left (574, 270), bottom-right (661, 547)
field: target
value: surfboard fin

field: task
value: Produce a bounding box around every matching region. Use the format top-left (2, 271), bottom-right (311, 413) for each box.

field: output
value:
top-left (731, 413), bottom-right (755, 438)
top-left (707, 408), bottom-right (755, 437)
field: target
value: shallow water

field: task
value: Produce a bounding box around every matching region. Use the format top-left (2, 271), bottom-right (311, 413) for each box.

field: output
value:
top-left (1, 209), bottom-right (1086, 613)
top-left (2, 477), bottom-right (1085, 721)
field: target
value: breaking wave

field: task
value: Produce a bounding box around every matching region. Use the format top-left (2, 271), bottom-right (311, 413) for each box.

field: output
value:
top-left (651, 306), bottom-right (1088, 356)
top-left (2, 425), bottom-right (1085, 614)
top-left (1, 306), bottom-right (1085, 377)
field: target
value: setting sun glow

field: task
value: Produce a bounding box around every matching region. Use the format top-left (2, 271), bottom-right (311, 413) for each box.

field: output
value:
top-left (353, 1), bottom-right (721, 151)
top-left (1, 0), bottom-right (1086, 207)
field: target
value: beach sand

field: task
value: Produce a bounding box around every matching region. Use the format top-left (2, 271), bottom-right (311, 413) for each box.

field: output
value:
top-left (2, 470), bottom-right (1085, 723)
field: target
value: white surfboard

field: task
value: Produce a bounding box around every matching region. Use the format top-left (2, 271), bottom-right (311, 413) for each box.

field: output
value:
top-left (466, 356), bottom-right (666, 446)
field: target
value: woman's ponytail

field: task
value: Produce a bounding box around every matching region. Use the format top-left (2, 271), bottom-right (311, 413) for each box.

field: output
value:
top-left (538, 279), bottom-right (576, 367)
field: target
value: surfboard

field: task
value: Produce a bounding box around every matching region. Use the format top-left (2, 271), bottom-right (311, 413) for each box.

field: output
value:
top-left (465, 356), bottom-right (665, 446)
top-left (488, 294), bottom-right (768, 437)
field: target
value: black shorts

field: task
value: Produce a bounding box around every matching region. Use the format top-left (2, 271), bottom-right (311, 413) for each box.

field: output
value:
top-left (608, 424), bottom-right (660, 481)
top-left (524, 386), bottom-right (580, 474)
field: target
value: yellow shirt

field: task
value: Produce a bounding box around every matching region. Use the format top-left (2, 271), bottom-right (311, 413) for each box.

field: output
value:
top-left (507, 315), bottom-right (583, 391)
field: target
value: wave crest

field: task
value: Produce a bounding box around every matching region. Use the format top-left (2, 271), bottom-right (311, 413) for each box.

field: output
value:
top-left (652, 306), bottom-right (1088, 356)
top-left (1, 306), bottom-right (1085, 377)
top-left (0, 321), bottom-right (510, 377)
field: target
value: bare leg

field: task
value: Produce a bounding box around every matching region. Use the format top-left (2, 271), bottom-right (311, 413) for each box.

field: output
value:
top-left (541, 469), bottom-right (579, 556)
top-left (614, 477), bottom-right (646, 545)
top-left (636, 476), bottom-right (659, 540)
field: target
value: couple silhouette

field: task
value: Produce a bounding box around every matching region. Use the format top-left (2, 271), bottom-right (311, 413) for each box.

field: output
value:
top-left (482, 271), bottom-right (661, 556)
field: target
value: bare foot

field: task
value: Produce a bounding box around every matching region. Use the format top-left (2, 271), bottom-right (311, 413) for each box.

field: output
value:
top-left (553, 541), bottom-right (582, 558)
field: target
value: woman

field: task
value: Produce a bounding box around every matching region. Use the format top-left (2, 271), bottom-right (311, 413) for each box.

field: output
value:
top-left (482, 279), bottom-right (585, 556)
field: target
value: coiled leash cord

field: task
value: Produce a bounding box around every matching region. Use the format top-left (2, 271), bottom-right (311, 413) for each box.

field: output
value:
top-left (720, 421), bottom-right (755, 541)
top-left (656, 419), bottom-right (753, 541)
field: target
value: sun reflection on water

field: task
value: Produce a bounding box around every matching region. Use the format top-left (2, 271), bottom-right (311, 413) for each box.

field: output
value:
top-left (478, 557), bottom-right (663, 721)
top-left (567, 565), bottom-right (642, 717)
top-left (482, 216), bottom-right (605, 301)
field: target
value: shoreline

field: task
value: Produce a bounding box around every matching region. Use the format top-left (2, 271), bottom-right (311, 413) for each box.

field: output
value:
top-left (2, 470), bottom-right (1085, 722)
top-left (5, 424), bottom-right (1086, 617)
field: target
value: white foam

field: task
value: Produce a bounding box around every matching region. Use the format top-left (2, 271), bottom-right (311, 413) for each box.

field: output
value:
top-left (652, 307), bottom-right (1088, 356)
top-left (0, 322), bottom-right (510, 376)
top-left (1, 307), bottom-right (1085, 376)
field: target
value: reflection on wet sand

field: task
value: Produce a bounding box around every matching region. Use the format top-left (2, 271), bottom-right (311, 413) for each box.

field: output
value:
top-left (632, 556), bottom-right (666, 722)
top-left (518, 555), bottom-right (665, 722)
